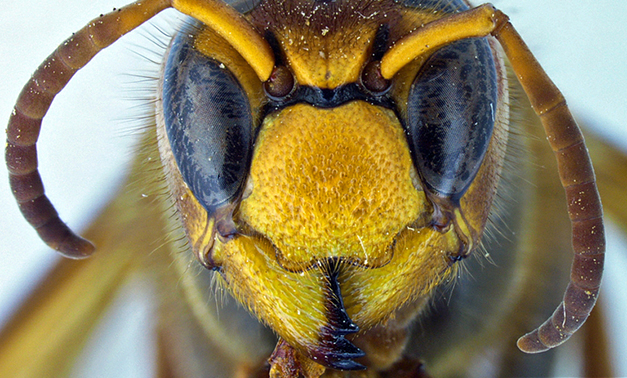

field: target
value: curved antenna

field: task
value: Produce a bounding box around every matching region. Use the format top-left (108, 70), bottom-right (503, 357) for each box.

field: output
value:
top-left (6, 0), bottom-right (274, 258)
top-left (380, 4), bottom-right (496, 79)
top-left (379, 4), bottom-right (605, 352)
top-left (6, 0), bottom-right (171, 258)
top-left (490, 10), bottom-right (605, 352)
top-left (173, 0), bottom-right (274, 80)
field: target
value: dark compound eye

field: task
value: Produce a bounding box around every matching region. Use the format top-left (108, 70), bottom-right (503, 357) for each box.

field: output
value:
top-left (162, 31), bottom-right (254, 215)
top-left (406, 37), bottom-right (498, 202)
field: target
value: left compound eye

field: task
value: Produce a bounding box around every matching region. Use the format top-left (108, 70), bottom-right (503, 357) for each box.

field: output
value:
top-left (406, 38), bottom-right (498, 202)
top-left (162, 31), bottom-right (254, 215)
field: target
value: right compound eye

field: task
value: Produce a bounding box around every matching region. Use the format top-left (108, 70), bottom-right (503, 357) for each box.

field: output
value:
top-left (405, 38), bottom-right (498, 202)
top-left (162, 31), bottom-right (254, 215)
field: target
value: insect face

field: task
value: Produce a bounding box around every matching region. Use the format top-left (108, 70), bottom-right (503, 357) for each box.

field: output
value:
top-left (156, 0), bottom-right (509, 370)
top-left (3, 0), bottom-right (611, 376)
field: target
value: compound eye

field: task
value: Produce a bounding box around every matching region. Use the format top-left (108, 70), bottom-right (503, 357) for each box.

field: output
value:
top-left (162, 31), bottom-right (254, 214)
top-left (406, 38), bottom-right (498, 202)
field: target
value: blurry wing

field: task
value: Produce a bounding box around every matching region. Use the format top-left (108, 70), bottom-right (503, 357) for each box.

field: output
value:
top-left (0, 133), bottom-right (168, 378)
top-left (585, 130), bottom-right (627, 231)
top-left (0, 128), bottom-right (276, 378)
top-left (581, 128), bottom-right (627, 377)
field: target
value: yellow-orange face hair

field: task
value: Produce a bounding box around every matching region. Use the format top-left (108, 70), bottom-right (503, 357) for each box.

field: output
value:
top-left (5, 0), bottom-right (604, 374)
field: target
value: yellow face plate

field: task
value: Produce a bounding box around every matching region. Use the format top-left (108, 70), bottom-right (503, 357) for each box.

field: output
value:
top-left (240, 102), bottom-right (423, 271)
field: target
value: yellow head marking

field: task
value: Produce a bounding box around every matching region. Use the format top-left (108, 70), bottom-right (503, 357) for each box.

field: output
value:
top-left (250, 0), bottom-right (398, 88)
top-left (239, 102), bottom-right (423, 271)
top-left (173, 0), bottom-right (274, 80)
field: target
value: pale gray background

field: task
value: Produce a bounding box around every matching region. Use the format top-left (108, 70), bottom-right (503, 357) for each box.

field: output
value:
top-left (1, 1), bottom-right (625, 376)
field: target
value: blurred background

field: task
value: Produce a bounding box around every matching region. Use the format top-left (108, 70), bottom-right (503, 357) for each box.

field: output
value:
top-left (1, 0), bottom-right (625, 376)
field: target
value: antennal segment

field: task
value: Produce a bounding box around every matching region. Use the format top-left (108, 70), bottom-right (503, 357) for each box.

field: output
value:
top-left (380, 4), bottom-right (496, 79)
top-left (5, 0), bottom-right (170, 258)
top-left (490, 10), bottom-right (605, 352)
top-left (6, 0), bottom-right (275, 259)
top-left (379, 2), bottom-right (605, 353)
top-left (173, 0), bottom-right (274, 80)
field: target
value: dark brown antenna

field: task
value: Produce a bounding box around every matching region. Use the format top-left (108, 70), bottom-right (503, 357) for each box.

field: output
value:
top-left (5, 0), bottom-right (274, 258)
top-left (491, 10), bottom-right (605, 352)
top-left (5, 0), bottom-right (170, 258)
top-left (379, 4), bottom-right (605, 352)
